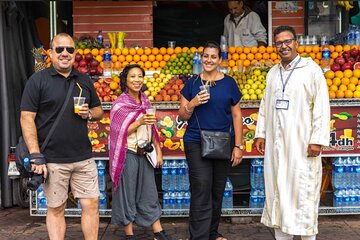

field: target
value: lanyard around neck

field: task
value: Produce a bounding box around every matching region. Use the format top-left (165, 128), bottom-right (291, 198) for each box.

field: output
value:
top-left (279, 57), bottom-right (301, 97)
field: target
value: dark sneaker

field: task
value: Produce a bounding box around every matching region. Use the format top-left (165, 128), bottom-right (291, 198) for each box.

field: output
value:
top-left (125, 235), bottom-right (136, 240)
top-left (154, 230), bottom-right (173, 240)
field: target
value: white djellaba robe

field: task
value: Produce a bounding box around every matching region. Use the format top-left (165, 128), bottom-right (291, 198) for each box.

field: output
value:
top-left (255, 55), bottom-right (330, 236)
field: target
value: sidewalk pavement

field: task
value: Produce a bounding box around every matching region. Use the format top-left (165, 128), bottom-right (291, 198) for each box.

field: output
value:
top-left (1, 207), bottom-right (360, 240)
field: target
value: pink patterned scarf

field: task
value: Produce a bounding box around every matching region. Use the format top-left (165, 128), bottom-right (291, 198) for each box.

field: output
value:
top-left (109, 90), bottom-right (160, 189)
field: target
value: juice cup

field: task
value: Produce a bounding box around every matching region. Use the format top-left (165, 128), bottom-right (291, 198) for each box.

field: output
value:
top-left (74, 97), bottom-right (86, 113)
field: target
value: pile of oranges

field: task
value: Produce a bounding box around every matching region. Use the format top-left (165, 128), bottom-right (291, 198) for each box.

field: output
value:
top-left (325, 69), bottom-right (360, 99)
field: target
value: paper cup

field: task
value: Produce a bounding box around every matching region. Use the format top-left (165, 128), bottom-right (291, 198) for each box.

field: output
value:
top-left (73, 97), bottom-right (86, 113)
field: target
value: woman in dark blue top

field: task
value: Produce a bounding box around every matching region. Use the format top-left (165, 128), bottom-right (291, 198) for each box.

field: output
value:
top-left (179, 41), bottom-right (243, 240)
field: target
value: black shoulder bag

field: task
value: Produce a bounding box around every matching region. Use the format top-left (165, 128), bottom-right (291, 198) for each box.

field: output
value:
top-left (15, 80), bottom-right (75, 177)
top-left (194, 111), bottom-right (231, 160)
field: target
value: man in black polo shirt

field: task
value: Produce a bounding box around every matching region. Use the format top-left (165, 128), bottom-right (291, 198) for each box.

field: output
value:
top-left (20, 33), bottom-right (103, 240)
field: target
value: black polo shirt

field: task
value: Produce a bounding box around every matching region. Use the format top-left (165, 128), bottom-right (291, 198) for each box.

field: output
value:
top-left (20, 65), bottom-right (101, 163)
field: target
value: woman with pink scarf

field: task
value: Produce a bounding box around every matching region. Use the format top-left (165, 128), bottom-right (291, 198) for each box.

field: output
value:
top-left (109, 64), bottom-right (171, 240)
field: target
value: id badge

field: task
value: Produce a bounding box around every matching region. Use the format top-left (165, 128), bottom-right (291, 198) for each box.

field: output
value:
top-left (276, 99), bottom-right (289, 110)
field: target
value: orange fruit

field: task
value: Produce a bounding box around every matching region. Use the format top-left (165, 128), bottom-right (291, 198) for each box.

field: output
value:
top-left (159, 60), bottom-right (166, 68)
top-left (353, 69), bottom-right (360, 78)
top-left (83, 48), bottom-right (91, 55)
top-left (140, 54), bottom-right (148, 62)
top-left (95, 55), bottom-right (103, 63)
top-left (329, 45), bottom-right (335, 53)
top-left (273, 59), bottom-right (280, 64)
top-left (155, 54), bottom-right (163, 61)
top-left (255, 53), bottom-right (262, 60)
top-left (343, 45), bottom-right (351, 52)
top-left (350, 77), bottom-right (359, 85)
top-left (343, 69), bottom-right (353, 78)
top-left (344, 90), bottom-right (353, 98)
top-left (114, 48), bottom-right (121, 56)
top-left (76, 49), bottom-right (84, 55)
top-left (305, 46), bottom-right (312, 53)
top-left (152, 47), bottom-right (159, 55)
top-left (91, 48), bottom-right (99, 56)
top-left (228, 59), bottom-right (236, 67)
top-left (247, 53), bottom-right (254, 61)
top-left (125, 55), bottom-right (133, 62)
top-left (111, 55), bottom-right (118, 63)
top-left (236, 46), bottom-right (243, 54)
top-left (159, 47), bottom-right (167, 55)
top-left (335, 45), bottom-right (343, 53)
top-left (297, 46), bottom-right (305, 53)
top-left (339, 84), bottom-right (347, 91)
top-left (163, 54), bottom-right (170, 61)
top-left (332, 77), bottom-right (341, 86)
top-left (266, 46), bottom-right (274, 53)
top-left (228, 46), bottom-right (236, 54)
top-left (167, 47), bottom-right (174, 55)
top-left (348, 83), bottom-right (356, 91)
top-left (240, 53), bottom-right (247, 60)
top-left (148, 54), bottom-right (156, 62)
top-left (122, 61), bottom-right (129, 68)
top-left (133, 54), bottom-right (140, 62)
top-left (336, 90), bottom-right (345, 98)
top-left (331, 52), bottom-right (339, 59)
top-left (324, 70), bottom-right (335, 79)
top-left (174, 47), bottom-right (182, 54)
top-left (198, 46), bottom-right (204, 53)
top-left (152, 61), bottom-right (159, 68)
top-left (258, 46), bottom-right (266, 53)
top-left (309, 53), bottom-right (316, 59)
top-left (171, 53), bottom-right (177, 59)
top-left (335, 71), bottom-right (344, 79)
top-left (182, 47), bottom-right (189, 53)
top-left (122, 48), bottom-right (129, 56)
top-left (190, 47), bottom-right (197, 53)
top-left (144, 61), bottom-right (152, 69)
top-left (109, 82), bottom-right (119, 90)
top-left (137, 61), bottom-right (144, 68)
top-left (326, 78), bottom-right (333, 86)
top-left (250, 46), bottom-right (258, 54)
top-left (232, 53), bottom-right (239, 61)
top-left (113, 76), bottom-right (120, 83)
top-left (99, 48), bottom-right (105, 56)
top-left (329, 85), bottom-right (338, 92)
top-left (270, 53), bottom-right (278, 60)
top-left (263, 52), bottom-right (270, 60)
top-left (354, 90), bottom-right (360, 98)
top-left (312, 45), bottom-right (320, 53)
top-left (144, 48), bottom-right (152, 55)
top-left (136, 48), bottom-right (144, 55)
top-left (243, 47), bottom-right (250, 54)
top-left (328, 91), bottom-right (336, 99)
top-left (243, 59), bottom-right (250, 67)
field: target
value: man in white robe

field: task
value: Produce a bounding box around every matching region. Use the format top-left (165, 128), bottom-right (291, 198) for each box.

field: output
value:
top-left (254, 26), bottom-right (330, 240)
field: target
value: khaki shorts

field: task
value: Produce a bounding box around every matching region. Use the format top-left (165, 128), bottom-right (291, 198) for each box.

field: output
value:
top-left (44, 158), bottom-right (100, 208)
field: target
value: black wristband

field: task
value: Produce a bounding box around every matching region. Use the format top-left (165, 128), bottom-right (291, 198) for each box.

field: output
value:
top-left (29, 153), bottom-right (46, 165)
top-left (234, 145), bottom-right (244, 150)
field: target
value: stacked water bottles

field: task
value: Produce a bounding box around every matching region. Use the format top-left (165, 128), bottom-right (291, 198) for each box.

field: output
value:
top-left (222, 177), bottom-right (233, 209)
top-left (37, 184), bottom-right (47, 209)
top-left (345, 25), bottom-right (360, 46)
top-left (332, 156), bottom-right (360, 210)
top-left (249, 158), bottom-right (265, 209)
top-left (162, 159), bottom-right (190, 213)
top-left (97, 160), bottom-right (107, 209)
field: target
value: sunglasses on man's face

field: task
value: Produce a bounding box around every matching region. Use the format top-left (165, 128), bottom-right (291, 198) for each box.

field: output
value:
top-left (54, 46), bottom-right (75, 54)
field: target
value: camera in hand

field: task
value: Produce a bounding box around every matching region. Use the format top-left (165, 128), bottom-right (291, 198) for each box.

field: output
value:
top-left (27, 174), bottom-right (45, 191)
top-left (22, 153), bottom-right (46, 191)
top-left (139, 142), bottom-right (154, 153)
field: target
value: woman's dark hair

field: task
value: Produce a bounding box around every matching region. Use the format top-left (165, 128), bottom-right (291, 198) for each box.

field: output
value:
top-left (203, 40), bottom-right (221, 58)
top-left (119, 64), bottom-right (145, 91)
top-left (273, 26), bottom-right (297, 40)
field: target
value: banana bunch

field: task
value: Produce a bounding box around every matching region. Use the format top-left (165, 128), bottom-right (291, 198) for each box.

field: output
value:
top-left (338, 1), bottom-right (354, 11)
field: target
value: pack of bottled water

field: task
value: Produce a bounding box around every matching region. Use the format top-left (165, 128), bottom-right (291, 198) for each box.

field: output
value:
top-left (345, 25), bottom-right (360, 46)
top-left (96, 160), bottom-right (106, 191)
top-left (37, 184), bottom-right (47, 209)
top-left (332, 156), bottom-right (360, 189)
top-left (250, 158), bottom-right (264, 189)
top-left (162, 160), bottom-right (189, 192)
top-left (249, 188), bottom-right (265, 209)
top-left (222, 177), bottom-right (233, 209)
top-left (99, 191), bottom-right (107, 209)
top-left (163, 190), bottom-right (191, 214)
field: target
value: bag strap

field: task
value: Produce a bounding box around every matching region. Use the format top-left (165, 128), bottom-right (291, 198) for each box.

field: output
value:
top-left (40, 80), bottom-right (75, 152)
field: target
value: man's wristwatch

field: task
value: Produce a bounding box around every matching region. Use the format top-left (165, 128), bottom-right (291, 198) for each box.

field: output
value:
top-left (88, 110), bottom-right (93, 120)
top-left (234, 145), bottom-right (244, 150)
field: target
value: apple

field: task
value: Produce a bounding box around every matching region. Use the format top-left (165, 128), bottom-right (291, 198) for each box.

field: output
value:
top-left (84, 53), bottom-right (93, 62)
top-left (342, 51), bottom-right (351, 60)
top-left (75, 53), bottom-right (83, 62)
top-left (97, 67), bottom-right (103, 76)
top-left (347, 57), bottom-right (356, 67)
top-left (73, 61), bottom-right (79, 68)
top-left (93, 82), bottom-right (100, 88)
top-left (331, 63), bottom-right (341, 72)
top-left (335, 56), bottom-right (345, 65)
top-left (98, 78), bottom-right (104, 84)
top-left (89, 68), bottom-right (97, 76)
top-left (342, 62), bottom-right (353, 71)
top-left (350, 48), bottom-right (359, 58)
top-left (79, 59), bottom-right (88, 67)
top-left (78, 66), bottom-right (88, 74)
top-left (100, 91), bottom-right (107, 97)
top-left (111, 95), bottom-right (118, 101)
top-left (90, 59), bottom-right (99, 68)
top-left (103, 96), bottom-right (111, 102)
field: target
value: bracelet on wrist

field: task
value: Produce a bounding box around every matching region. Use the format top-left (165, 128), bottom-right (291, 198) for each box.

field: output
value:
top-left (88, 110), bottom-right (93, 120)
top-left (184, 104), bottom-right (193, 115)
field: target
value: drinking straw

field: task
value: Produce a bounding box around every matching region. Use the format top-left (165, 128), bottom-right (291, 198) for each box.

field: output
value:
top-left (76, 83), bottom-right (83, 105)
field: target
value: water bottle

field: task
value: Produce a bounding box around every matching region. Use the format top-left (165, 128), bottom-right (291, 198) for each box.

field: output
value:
top-left (169, 161), bottom-right (178, 191)
top-left (176, 191), bottom-right (184, 210)
top-left (251, 158), bottom-right (264, 189)
top-left (321, 41), bottom-right (330, 73)
top-left (354, 157), bottom-right (360, 188)
top-left (98, 169), bottom-right (106, 191)
top-left (163, 191), bottom-right (170, 210)
top-left (23, 157), bottom-right (31, 172)
top-left (222, 177), bottom-right (233, 209)
top-left (37, 184), bottom-right (47, 209)
top-left (349, 188), bottom-right (357, 207)
top-left (259, 188), bottom-right (265, 208)
top-left (333, 189), bottom-right (342, 207)
top-left (103, 44), bottom-right (112, 77)
top-left (348, 30), bottom-right (355, 46)
top-left (99, 191), bottom-right (107, 209)
top-left (258, 159), bottom-right (264, 189)
top-left (184, 191), bottom-right (191, 210)
top-left (162, 160), bottom-right (170, 191)
top-left (332, 157), bottom-right (344, 188)
top-left (179, 160), bottom-right (189, 191)
top-left (344, 157), bottom-right (353, 188)
top-left (97, 30), bottom-right (103, 44)
top-left (249, 188), bottom-right (259, 208)
top-left (220, 35), bottom-right (228, 73)
top-left (169, 191), bottom-right (176, 213)
top-left (97, 160), bottom-right (105, 170)
top-left (193, 51), bottom-right (200, 75)
top-left (355, 30), bottom-right (360, 46)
